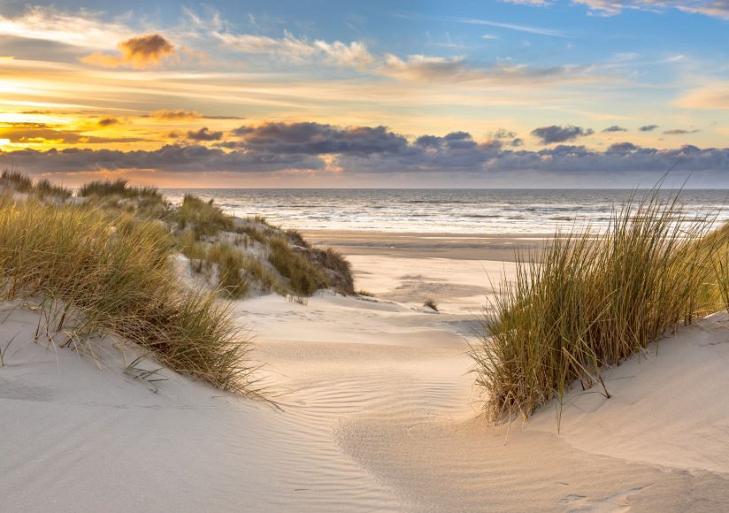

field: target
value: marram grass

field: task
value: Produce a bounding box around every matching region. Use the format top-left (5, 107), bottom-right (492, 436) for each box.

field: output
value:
top-left (472, 192), bottom-right (725, 422)
top-left (0, 197), bottom-right (254, 394)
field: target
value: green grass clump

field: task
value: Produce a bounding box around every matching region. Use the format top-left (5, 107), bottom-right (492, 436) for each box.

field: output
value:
top-left (238, 226), bottom-right (268, 245)
top-left (313, 247), bottom-right (354, 294)
top-left (174, 195), bottom-right (234, 239)
top-left (79, 179), bottom-right (167, 219)
top-left (79, 179), bottom-right (162, 200)
top-left (0, 199), bottom-right (253, 393)
top-left (206, 243), bottom-right (249, 298)
top-left (268, 237), bottom-right (329, 296)
top-left (473, 193), bottom-right (721, 422)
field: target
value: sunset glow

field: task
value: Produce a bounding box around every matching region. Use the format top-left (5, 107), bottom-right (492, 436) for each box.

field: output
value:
top-left (0, 1), bottom-right (727, 187)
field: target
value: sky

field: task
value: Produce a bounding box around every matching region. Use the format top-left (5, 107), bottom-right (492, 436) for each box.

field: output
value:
top-left (0, 0), bottom-right (727, 188)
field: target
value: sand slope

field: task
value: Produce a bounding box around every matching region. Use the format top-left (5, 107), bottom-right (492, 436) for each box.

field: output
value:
top-left (2, 254), bottom-right (729, 512)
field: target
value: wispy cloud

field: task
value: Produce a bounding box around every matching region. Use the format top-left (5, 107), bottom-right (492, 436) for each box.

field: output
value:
top-left (214, 31), bottom-right (374, 69)
top-left (676, 83), bottom-right (729, 109)
top-left (448, 16), bottom-right (567, 38)
top-left (573, 0), bottom-right (729, 20)
top-left (0, 7), bottom-right (133, 50)
top-left (663, 128), bottom-right (701, 135)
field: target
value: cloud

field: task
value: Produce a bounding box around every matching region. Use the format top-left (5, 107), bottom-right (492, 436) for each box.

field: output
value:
top-left (493, 129), bottom-right (518, 139)
top-left (448, 16), bottom-right (566, 37)
top-left (639, 124), bottom-right (659, 132)
top-left (229, 122), bottom-right (407, 155)
top-left (602, 125), bottom-right (627, 132)
top-left (531, 125), bottom-right (594, 144)
top-left (215, 31), bottom-right (374, 69)
top-left (1, 124), bottom-right (727, 182)
top-left (0, 7), bottom-right (133, 50)
top-left (0, 144), bottom-right (323, 174)
top-left (150, 110), bottom-right (202, 120)
top-left (209, 19), bottom-right (584, 84)
top-left (98, 117), bottom-right (120, 127)
top-left (82, 34), bottom-right (174, 69)
top-left (379, 54), bottom-right (588, 84)
top-left (663, 128), bottom-right (701, 135)
top-left (677, 83), bottom-right (729, 110)
top-left (0, 125), bottom-right (145, 144)
top-left (187, 127), bottom-right (223, 141)
top-left (381, 54), bottom-right (474, 81)
top-left (572, 0), bottom-right (729, 20)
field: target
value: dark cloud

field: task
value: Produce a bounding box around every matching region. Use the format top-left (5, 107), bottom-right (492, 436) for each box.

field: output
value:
top-left (0, 125), bottom-right (145, 144)
top-left (98, 117), bottom-right (120, 127)
top-left (493, 129), bottom-right (518, 139)
top-left (0, 145), bottom-right (323, 173)
top-left (602, 125), bottom-right (627, 132)
top-left (1, 123), bottom-right (727, 181)
top-left (531, 125), bottom-right (594, 144)
top-left (187, 127), bottom-right (223, 141)
top-left (230, 122), bottom-right (407, 155)
top-left (639, 124), bottom-right (659, 132)
top-left (663, 128), bottom-right (701, 135)
top-left (120, 34), bottom-right (173, 63)
top-left (149, 110), bottom-right (201, 120)
top-left (510, 138), bottom-right (524, 147)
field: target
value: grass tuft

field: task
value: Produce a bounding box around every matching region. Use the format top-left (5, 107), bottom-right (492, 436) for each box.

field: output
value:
top-left (174, 195), bottom-right (234, 239)
top-left (472, 192), bottom-right (722, 422)
top-left (79, 179), bottom-right (162, 200)
top-left (0, 198), bottom-right (253, 393)
top-left (1, 171), bottom-right (72, 200)
top-left (424, 298), bottom-right (438, 311)
top-left (206, 243), bottom-right (249, 298)
top-left (268, 237), bottom-right (329, 296)
top-left (1, 171), bottom-right (33, 192)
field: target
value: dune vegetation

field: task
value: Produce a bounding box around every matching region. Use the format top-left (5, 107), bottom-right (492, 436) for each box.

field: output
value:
top-left (0, 172), bottom-right (353, 395)
top-left (473, 192), bottom-right (728, 422)
top-left (0, 196), bottom-right (253, 393)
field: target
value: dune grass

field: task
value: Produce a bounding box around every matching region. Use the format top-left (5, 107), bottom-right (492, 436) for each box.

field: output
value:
top-left (268, 236), bottom-right (329, 296)
top-left (79, 179), bottom-right (162, 200)
top-left (1, 171), bottom-right (33, 193)
top-left (424, 298), bottom-right (439, 311)
top-left (35, 179), bottom-right (73, 200)
top-left (1, 171), bottom-right (72, 200)
top-left (473, 193), bottom-right (723, 422)
top-left (79, 179), bottom-right (168, 219)
top-left (314, 247), bottom-right (354, 294)
top-left (206, 243), bottom-right (250, 298)
top-left (0, 198), bottom-right (253, 393)
top-left (174, 195), bottom-right (234, 239)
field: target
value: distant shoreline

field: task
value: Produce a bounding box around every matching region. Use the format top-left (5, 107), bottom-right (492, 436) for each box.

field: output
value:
top-left (302, 229), bottom-right (556, 261)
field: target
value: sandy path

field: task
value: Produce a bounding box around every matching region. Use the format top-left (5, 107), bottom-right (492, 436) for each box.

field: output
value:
top-left (3, 252), bottom-right (729, 512)
top-left (241, 255), bottom-right (729, 512)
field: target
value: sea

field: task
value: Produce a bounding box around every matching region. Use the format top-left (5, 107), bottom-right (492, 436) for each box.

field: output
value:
top-left (163, 189), bottom-right (729, 235)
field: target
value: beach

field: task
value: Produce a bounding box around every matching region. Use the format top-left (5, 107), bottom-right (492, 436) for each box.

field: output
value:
top-left (3, 227), bottom-right (729, 512)
top-left (3, 0), bottom-right (728, 510)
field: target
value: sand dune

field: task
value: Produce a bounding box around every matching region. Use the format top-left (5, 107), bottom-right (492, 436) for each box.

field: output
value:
top-left (2, 252), bottom-right (729, 512)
